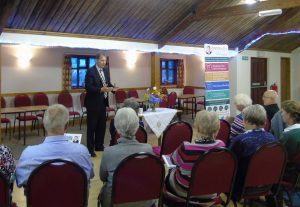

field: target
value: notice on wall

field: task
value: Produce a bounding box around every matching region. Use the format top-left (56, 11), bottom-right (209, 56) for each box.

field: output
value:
top-left (204, 44), bottom-right (230, 119)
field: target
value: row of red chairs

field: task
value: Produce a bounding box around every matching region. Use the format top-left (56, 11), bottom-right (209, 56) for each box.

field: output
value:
top-left (0, 142), bottom-right (291, 207)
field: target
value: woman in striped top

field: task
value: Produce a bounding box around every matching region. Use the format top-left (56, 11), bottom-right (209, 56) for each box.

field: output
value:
top-left (164, 110), bottom-right (225, 206)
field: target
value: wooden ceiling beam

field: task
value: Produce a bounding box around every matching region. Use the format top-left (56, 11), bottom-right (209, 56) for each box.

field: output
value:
top-left (0, 0), bottom-right (18, 35)
top-left (194, 0), bottom-right (300, 20)
top-left (158, 0), bottom-right (216, 49)
top-left (234, 8), bottom-right (300, 50)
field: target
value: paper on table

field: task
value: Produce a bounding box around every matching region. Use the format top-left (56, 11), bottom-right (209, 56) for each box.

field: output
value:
top-left (64, 133), bottom-right (82, 144)
top-left (162, 155), bottom-right (176, 168)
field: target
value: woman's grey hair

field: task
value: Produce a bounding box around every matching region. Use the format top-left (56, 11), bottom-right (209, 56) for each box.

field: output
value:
top-left (123, 98), bottom-right (140, 114)
top-left (242, 104), bottom-right (266, 127)
top-left (114, 107), bottom-right (139, 139)
top-left (194, 110), bottom-right (220, 140)
top-left (43, 104), bottom-right (69, 134)
top-left (234, 93), bottom-right (252, 108)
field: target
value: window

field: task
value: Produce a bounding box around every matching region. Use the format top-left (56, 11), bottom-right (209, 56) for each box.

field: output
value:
top-left (160, 59), bottom-right (178, 86)
top-left (71, 55), bottom-right (96, 89)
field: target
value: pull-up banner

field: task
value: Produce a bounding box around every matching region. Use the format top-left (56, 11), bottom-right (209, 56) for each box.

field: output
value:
top-left (204, 44), bottom-right (230, 118)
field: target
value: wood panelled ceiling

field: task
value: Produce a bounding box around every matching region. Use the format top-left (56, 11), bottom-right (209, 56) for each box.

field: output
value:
top-left (1, 0), bottom-right (300, 53)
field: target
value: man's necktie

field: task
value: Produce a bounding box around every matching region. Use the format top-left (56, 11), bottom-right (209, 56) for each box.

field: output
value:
top-left (99, 69), bottom-right (108, 98)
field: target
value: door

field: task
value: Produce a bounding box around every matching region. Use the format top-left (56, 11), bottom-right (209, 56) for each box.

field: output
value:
top-left (251, 58), bottom-right (267, 105)
top-left (281, 57), bottom-right (291, 102)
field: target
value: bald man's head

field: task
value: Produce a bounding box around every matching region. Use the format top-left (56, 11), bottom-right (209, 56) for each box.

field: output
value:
top-left (262, 90), bottom-right (278, 106)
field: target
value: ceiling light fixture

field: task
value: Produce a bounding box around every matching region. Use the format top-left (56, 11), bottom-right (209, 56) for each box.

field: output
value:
top-left (258, 9), bottom-right (282, 17)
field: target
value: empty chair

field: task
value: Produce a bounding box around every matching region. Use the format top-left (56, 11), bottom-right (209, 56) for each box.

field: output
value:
top-left (14, 94), bottom-right (39, 141)
top-left (1, 97), bottom-right (11, 137)
top-left (233, 142), bottom-right (286, 207)
top-left (163, 148), bottom-right (237, 206)
top-left (182, 86), bottom-right (195, 115)
top-left (26, 159), bottom-right (88, 207)
top-left (98, 152), bottom-right (165, 207)
top-left (196, 96), bottom-right (205, 112)
top-left (161, 87), bottom-right (168, 95)
top-left (58, 91), bottom-right (80, 126)
top-left (216, 119), bottom-right (231, 146)
top-left (79, 91), bottom-right (87, 130)
top-left (112, 125), bottom-right (148, 145)
top-left (106, 106), bottom-right (116, 118)
top-left (33, 92), bottom-right (49, 118)
top-left (115, 89), bottom-right (127, 109)
top-left (128, 89), bottom-right (139, 98)
top-left (159, 97), bottom-right (168, 108)
top-left (153, 121), bottom-right (192, 158)
top-left (168, 92), bottom-right (177, 109)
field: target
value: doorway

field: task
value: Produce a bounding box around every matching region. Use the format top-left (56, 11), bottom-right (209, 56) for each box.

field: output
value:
top-left (251, 57), bottom-right (267, 105)
top-left (281, 57), bottom-right (291, 102)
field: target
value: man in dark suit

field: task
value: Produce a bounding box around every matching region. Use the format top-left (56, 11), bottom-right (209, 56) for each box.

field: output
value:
top-left (85, 53), bottom-right (115, 157)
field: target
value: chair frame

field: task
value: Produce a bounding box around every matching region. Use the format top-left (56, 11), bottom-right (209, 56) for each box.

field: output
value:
top-left (186, 148), bottom-right (237, 207)
top-left (0, 171), bottom-right (11, 207)
top-left (216, 119), bottom-right (231, 146)
top-left (26, 159), bottom-right (88, 207)
top-left (1, 96), bottom-right (11, 138)
top-left (159, 121), bottom-right (193, 158)
top-left (108, 152), bottom-right (165, 207)
top-left (79, 91), bottom-right (87, 130)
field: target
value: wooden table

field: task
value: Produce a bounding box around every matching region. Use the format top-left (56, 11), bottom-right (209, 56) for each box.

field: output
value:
top-left (177, 94), bottom-right (204, 119)
top-left (1, 105), bottom-right (49, 145)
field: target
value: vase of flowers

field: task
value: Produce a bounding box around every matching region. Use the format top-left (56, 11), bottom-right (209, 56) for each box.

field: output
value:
top-left (144, 86), bottom-right (165, 112)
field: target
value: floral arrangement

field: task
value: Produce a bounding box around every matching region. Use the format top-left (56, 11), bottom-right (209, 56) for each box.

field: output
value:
top-left (144, 86), bottom-right (165, 111)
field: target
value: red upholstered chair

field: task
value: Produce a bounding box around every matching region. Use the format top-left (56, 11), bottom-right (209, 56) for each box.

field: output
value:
top-left (58, 91), bottom-right (80, 126)
top-left (159, 97), bottom-right (168, 108)
top-left (233, 142), bottom-right (287, 207)
top-left (115, 89), bottom-right (127, 109)
top-left (163, 148), bottom-right (237, 206)
top-left (79, 91), bottom-right (87, 130)
top-left (1, 97), bottom-right (11, 137)
top-left (112, 126), bottom-right (147, 145)
top-left (106, 106), bottom-right (116, 119)
top-left (0, 171), bottom-right (11, 207)
top-left (161, 87), bottom-right (168, 95)
top-left (13, 94), bottom-right (39, 139)
top-left (33, 92), bottom-right (49, 117)
top-left (182, 86), bottom-right (195, 113)
top-left (26, 159), bottom-right (88, 207)
top-left (97, 152), bottom-right (164, 207)
top-left (168, 92), bottom-right (177, 109)
top-left (153, 121), bottom-right (192, 158)
top-left (280, 152), bottom-right (300, 207)
top-left (196, 96), bottom-right (205, 112)
top-left (216, 119), bottom-right (231, 146)
top-left (264, 118), bottom-right (271, 132)
top-left (128, 89), bottom-right (139, 98)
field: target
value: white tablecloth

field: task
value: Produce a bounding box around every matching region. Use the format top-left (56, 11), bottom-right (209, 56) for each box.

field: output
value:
top-left (142, 108), bottom-right (177, 137)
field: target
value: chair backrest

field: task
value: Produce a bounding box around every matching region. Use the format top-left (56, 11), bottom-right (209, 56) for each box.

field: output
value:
top-left (216, 119), bottom-right (231, 146)
top-left (241, 142), bottom-right (286, 198)
top-left (187, 148), bottom-right (237, 206)
top-left (15, 94), bottom-right (31, 107)
top-left (80, 92), bottom-right (86, 109)
top-left (128, 89), bottom-right (139, 98)
top-left (115, 89), bottom-right (127, 104)
top-left (159, 97), bottom-right (168, 108)
top-left (161, 87), bottom-right (168, 95)
top-left (112, 152), bottom-right (165, 205)
top-left (33, 93), bottom-right (49, 106)
top-left (26, 159), bottom-right (88, 207)
top-left (168, 92), bottom-right (177, 108)
top-left (183, 86), bottom-right (194, 95)
top-left (160, 121), bottom-right (193, 157)
top-left (58, 91), bottom-right (73, 108)
top-left (113, 126), bottom-right (148, 145)
top-left (264, 118), bottom-right (271, 132)
top-left (1, 96), bottom-right (6, 108)
top-left (0, 171), bottom-right (10, 207)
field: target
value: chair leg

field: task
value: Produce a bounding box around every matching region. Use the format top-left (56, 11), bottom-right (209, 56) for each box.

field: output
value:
top-left (80, 115), bottom-right (83, 130)
top-left (73, 115), bottom-right (75, 126)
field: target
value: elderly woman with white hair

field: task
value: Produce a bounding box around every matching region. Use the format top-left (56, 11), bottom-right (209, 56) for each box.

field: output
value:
top-left (99, 107), bottom-right (153, 207)
top-left (229, 104), bottom-right (276, 201)
top-left (230, 93), bottom-right (252, 138)
top-left (164, 110), bottom-right (225, 206)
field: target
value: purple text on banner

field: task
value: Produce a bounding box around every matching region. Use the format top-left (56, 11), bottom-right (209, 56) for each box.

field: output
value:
top-left (205, 62), bottom-right (229, 72)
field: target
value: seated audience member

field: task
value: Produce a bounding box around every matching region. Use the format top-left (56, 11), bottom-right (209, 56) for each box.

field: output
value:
top-left (262, 90), bottom-right (279, 121)
top-left (229, 93), bottom-right (252, 138)
top-left (270, 110), bottom-right (287, 139)
top-left (164, 110), bottom-right (225, 206)
top-left (16, 104), bottom-right (94, 187)
top-left (229, 104), bottom-right (276, 200)
top-left (109, 98), bottom-right (144, 146)
top-left (99, 107), bottom-right (153, 207)
top-left (280, 100), bottom-right (300, 177)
